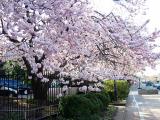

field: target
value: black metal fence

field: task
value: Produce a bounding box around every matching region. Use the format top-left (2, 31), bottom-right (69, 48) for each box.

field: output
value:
top-left (0, 72), bottom-right (77, 120)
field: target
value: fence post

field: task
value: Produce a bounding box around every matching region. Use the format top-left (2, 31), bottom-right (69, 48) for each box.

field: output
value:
top-left (24, 111), bottom-right (27, 120)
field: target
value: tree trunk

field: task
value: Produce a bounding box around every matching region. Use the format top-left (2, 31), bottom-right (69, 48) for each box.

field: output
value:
top-left (31, 78), bottom-right (48, 105)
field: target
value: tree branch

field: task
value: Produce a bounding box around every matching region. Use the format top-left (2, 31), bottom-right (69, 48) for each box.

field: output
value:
top-left (0, 19), bottom-right (20, 43)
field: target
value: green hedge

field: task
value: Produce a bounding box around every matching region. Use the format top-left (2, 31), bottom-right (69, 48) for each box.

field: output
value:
top-left (59, 95), bottom-right (93, 120)
top-left (94, 92), bottom-right (110, 108)
top-left (59, 92), bottom-right (110, 120)
top-left (103, 80), bottom-right (130, 101)
top-left (58, 79), bottom-right (129, 120)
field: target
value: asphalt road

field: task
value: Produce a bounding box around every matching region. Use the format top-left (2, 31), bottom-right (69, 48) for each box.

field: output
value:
top-left (124, 85), bottom-right (160, 120)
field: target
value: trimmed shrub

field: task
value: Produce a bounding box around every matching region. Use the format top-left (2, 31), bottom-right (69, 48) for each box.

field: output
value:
top-left (84, 93), bottom-right (103, 113)
top-left (59, 95), bottom-right (94, 120)
top-left (59, 92), bottom-right (111, 120)
top-left (103, 80), bottom-right (130, 101)
top-left (94, 92), bottom-right (110, 108)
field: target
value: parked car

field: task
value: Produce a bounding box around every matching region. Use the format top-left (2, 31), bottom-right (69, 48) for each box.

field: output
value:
top-left (156, 85), bottom-right (160, 90)
top-left (0, 79), bottom-right (32, 97)
top-left (146, 81), bottom-right (153, 86)
top-left (153, 83), bottom-right (160, 87)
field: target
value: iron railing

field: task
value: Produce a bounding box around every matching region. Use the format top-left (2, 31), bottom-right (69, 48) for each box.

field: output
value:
top-left (0, 72), bottom-right (77, 120)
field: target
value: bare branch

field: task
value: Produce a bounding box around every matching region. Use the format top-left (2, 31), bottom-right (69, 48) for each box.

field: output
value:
top-left (133, 19), bottom-right (149, 35)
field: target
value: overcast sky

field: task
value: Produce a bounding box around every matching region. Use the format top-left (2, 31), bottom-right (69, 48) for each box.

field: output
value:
top-left (90, 0), bottom-right (160, 76)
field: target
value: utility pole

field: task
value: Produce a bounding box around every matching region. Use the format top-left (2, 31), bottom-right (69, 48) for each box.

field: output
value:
top-left (113, 61), bottom-right (118, 101)
top-left (114, 78), bottom-right (118, 101)
top-left (138, 77), bottom-right (141, 89)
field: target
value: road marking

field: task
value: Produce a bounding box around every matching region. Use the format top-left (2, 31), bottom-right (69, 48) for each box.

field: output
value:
top-left (132, 92), bottom-right (144, 120)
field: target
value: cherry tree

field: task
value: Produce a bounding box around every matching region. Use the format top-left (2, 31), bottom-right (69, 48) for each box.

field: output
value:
top-left (0, 0), bottom-right (160, 99)
top-left (0, 0), bottom-right (100, 100)
top-left (93, 11), bottom-right (160, 80)
top-left (64, 0), bottom-right (160, 91)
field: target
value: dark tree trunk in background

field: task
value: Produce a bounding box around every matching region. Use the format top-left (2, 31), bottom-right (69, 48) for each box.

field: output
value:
top-left (114, 79), bottom-right (118, 101)
top-left (22, 56), bottom-right (61, 104)
top-left (31, 77), bottom-right (48, 104)
top-left (30, 71), bottom-right (60, 104)
top-left (22, 56), bottom-right (48, 104)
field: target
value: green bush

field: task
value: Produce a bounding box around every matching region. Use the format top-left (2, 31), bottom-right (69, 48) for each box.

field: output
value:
top-left (59, 95), bottom-right (93, 120)
top-left (94, 92), bottom-right (110, 108)
top-left (59, 92), bottom-right (111, 120)
top-left (83, 93), bottom-right (103, 113)
top-left (103, 80), bottom-right (130, 101)
top-left (2, 61), bottom-right (26, 76)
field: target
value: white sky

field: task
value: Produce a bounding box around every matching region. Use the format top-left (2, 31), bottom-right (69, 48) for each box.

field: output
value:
top-left (90, 0), bottom-right (160, 76)
top-left (143, 0), bottom-right (160, 76)
top-left (90, 0), bottom-right (114, 14)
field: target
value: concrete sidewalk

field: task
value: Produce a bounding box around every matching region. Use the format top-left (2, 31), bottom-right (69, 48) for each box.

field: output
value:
top-left (114, 85), bottom-right (160, 120)
top-left (113, 106), bottom-right (126, 120)
top-left (114, 85), bottom-right (140, 120)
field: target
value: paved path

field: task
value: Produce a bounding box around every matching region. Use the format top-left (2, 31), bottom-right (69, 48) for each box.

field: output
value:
top-left (126, 85), bottom-right (160, 120)
top-left (115, 85), bottom-right (160, 120)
